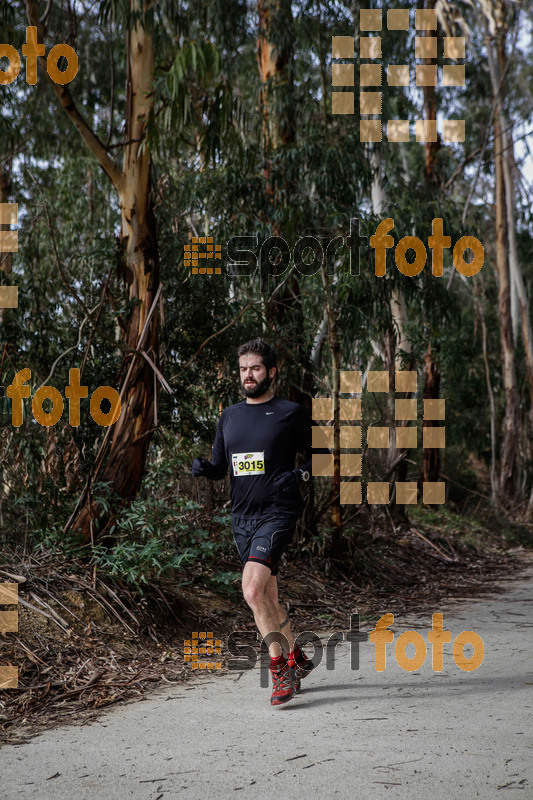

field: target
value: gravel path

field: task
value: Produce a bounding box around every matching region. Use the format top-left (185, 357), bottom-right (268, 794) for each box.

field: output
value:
top-left (2, 568), bottom-right (532, 799)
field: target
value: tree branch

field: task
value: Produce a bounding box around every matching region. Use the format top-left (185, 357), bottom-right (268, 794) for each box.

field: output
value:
top-left (173, 302), bottom-right (259, 375)
top-left (444, 146), bottom-right (482, 190)
top-left (35, 301), bottom-right (100, 392)
top-left (25, 0), bottom-right (123, 192)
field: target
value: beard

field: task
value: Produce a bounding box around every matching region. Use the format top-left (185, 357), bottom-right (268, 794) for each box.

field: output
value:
top-left (242, 373), bottom-right (274, 398)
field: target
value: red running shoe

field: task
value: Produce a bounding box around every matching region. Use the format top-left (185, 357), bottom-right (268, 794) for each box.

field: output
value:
top-left (291, 649), bottom-right (315, 693)
top-left (294, 648), bottom-right (315, 679)
top-left (270, 661), bottom-right (297, 706)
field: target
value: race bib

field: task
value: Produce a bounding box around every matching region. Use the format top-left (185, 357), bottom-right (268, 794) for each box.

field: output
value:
top-left (232, 451), bottom-right (265, 476)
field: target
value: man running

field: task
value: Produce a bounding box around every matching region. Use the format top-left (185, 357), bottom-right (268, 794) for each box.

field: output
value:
top-left (192, 338), bottom-right (315, 705)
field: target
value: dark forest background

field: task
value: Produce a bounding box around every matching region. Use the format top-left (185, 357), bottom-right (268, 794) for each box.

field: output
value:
top-left (0, 0), bottom-right (532, 600)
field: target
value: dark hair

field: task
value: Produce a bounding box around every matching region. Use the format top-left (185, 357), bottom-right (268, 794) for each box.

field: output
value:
top-left (237, 339), bottom-right (278, 371)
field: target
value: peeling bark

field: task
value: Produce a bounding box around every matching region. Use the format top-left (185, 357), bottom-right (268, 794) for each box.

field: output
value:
top-left (487, 25), bottom-right (520, 499)
top-left (421, 342), bottom-right (440, 487)
top-left (25, 0), bottom-right (160, 541)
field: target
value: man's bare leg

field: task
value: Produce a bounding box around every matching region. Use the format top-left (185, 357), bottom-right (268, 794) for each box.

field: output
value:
top-left (265, 574), bottom-right (295, 654)
top-left (241, 561), bottom-right (288, 657)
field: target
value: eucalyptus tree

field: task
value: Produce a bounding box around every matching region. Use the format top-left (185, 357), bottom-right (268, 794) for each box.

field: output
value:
top-left (12, 0), bottom-right (226, 540)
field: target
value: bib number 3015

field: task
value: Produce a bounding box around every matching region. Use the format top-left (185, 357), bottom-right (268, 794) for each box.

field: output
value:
top-left (232, 451), bottom-right (265, 476)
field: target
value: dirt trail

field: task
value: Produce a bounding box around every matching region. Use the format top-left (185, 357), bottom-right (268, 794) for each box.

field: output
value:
top-left (1, 568), bottom-right (532, 799)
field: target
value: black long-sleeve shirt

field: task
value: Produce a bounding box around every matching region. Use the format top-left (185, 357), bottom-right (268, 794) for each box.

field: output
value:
top-left (207, 395), bottom-right (313, 519)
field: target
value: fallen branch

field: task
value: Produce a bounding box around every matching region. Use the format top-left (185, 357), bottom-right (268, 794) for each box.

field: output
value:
top-left (409, 528), bottom-right (455, 562)
top-left (15, 595), bottom-right (71, 633)
top-left (40, 669), bottom-right (106, 705)
top-left (29, 592), bottom-right (72, 631)
top-left (0, 570), bottom-right (26, 583)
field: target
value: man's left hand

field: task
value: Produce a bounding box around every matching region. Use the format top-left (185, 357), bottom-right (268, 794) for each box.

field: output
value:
top-left (274, 470), bottom-right (300, 493)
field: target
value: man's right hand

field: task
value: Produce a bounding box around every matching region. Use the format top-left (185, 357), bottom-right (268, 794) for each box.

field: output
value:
top-left (192, 457), bottom-right (213, 478)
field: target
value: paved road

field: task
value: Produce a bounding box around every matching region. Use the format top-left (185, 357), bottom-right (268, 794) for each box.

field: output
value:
top-left (2, 570), bottom-right (532, 799)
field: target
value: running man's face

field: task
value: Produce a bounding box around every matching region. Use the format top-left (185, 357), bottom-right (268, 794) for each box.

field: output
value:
top-left (239, 353), bottom-right (276, 399)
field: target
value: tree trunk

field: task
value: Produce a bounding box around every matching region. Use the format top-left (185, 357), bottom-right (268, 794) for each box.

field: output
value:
top-left (257, 0), bottom-right (312, 406)
top-left (75, 3), bottom-right (159, 540)
top-left (489, 31), bottom-right (533, 512)
top-left (322, 268), bottom-right (342, 557)
top-left (420, 0), bottom-right (440, 184)
top-left (25, 0), bottom-right (160, 541)
top-left (419, 1), bottom-right (442, 496)
top-left (487, 26), bottom-right (519, 500)
top-left (369, 145), bottom-right (410, 524)
top-left (257, 0), bottom-right (295, 152)
top-left (473, 277), bottom-right (498, 503)
top-left (494, 116), bottom-right (518, 499)
top-left (421, 342), bottom-right (440, 486)
top-left (389, 289), bottom-right (412, 519)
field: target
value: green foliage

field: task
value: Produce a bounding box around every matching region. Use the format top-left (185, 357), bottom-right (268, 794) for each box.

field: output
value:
top-left (90, 537), bottom-right (195, 589)
top-left (205, 570), bottom-right (241, 597)
top-left (85, 481), bottom-right (237, 593)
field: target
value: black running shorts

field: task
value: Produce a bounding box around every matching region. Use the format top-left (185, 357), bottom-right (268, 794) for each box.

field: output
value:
top-left (232, 515), bottom-right (298, 575)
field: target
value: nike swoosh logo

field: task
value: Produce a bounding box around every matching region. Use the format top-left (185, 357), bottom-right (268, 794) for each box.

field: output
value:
top-left (266, 412), bottom-right (274, 415)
